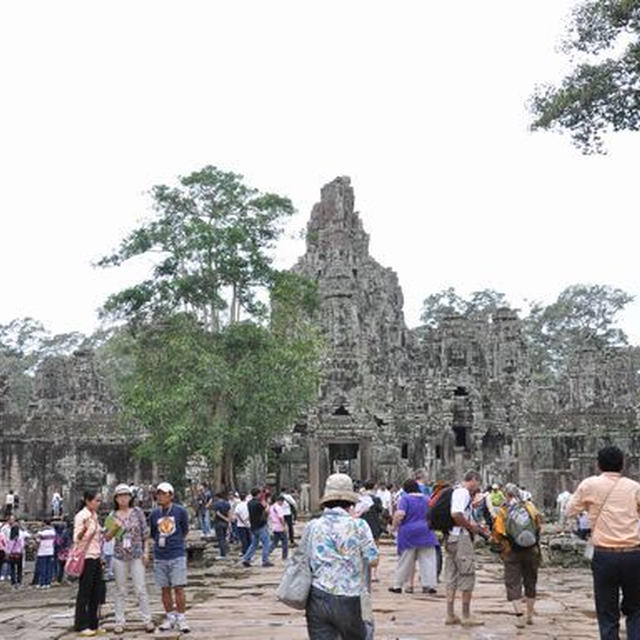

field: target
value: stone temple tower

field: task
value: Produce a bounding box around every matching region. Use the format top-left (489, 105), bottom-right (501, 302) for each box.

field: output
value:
top-left (290, 177), bottom-right (411, 508)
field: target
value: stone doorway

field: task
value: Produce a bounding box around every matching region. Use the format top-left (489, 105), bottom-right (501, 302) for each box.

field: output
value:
top-left (308, 438), bottom-right (372, 511)
top-left (328, 442), bottom-right (360, 476)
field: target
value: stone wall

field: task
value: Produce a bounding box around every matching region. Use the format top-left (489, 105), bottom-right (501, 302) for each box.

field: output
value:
top-left (2, 177), bottom-right (637, 515)
top-left (0, 349), bottom-right (152, 517)
top-left (286, 177), bottom-right (640, 510)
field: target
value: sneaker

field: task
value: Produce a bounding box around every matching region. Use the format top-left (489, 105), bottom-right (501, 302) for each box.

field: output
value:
top-left (422, 587), bottom-right (437, 594)
top-left (444, 614), bottom-right (461, 625)
top-left (262, 561), bottom-right (275, 567)
top-left (94, 630), bottom-right (107, 636)
top-left (242, 561), bottom-right (251, 568)
top-left (176, 618), bottom-right (191, 633)
top-left (388, 587), bottom-right (402, 594)
top-left (77, 631), bottom-right (96, 638)
top-left (515, 614), bottom-right (526, 629)
top-left (158, 615), bottom-right (175, 631)
top-left (461, 616), bottom-right (485, 627)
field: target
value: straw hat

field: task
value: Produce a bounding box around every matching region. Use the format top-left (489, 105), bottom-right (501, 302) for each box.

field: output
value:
top-left (319, 473), bottom-right (359, 505)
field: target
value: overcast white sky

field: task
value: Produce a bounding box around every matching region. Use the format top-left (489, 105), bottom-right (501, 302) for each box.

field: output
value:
top-left (1, 1), bottom-right (638, 343)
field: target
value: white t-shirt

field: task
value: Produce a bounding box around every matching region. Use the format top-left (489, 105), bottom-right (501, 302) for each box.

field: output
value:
top-left (450, 486), bottom-right (472, 537)
top-left (1, 524), bottom-right (29, 540)
top-left (5, 494), bottom-right (14, 507)
top-left (281, 493), bottom-right (296, 517)
top-left (355, 493), bottom-right (374, 517)
top-left (377, 489), bottom-right (392, 511)
top-left (234, 499), bottom-right (250, 528)
top-left (37, 527), bottom-right (56, 557)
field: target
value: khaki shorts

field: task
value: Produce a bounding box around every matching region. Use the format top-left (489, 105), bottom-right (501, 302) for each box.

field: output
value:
top-left (444, 530), bottom-right (475, 592)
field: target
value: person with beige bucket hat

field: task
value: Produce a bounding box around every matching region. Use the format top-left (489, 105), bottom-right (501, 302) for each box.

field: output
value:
top-left (301, 473), bottom-right (379, 639)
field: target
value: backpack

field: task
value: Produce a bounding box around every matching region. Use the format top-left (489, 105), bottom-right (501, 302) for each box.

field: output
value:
top-left (427, 486), bottom-right (455, 533)
top-left (361, 496), bottom-right (383, 538)
top-left (505, 502), bottom-right (537, 548)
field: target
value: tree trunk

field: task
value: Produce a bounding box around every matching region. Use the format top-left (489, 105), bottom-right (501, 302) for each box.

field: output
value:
top-left (230, 283), bottom-right (237, 325)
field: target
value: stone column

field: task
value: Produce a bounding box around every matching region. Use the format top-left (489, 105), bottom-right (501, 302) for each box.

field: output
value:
top-left (360, 439), bottom-right (372, 481)
top-left (309, 439), bottom-right (321, 513)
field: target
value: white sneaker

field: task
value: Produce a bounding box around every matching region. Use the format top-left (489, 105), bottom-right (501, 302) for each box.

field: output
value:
top-left (176, 618), bottom-right (190, 633)
top-left (158, 614), bottom-right (176, 631)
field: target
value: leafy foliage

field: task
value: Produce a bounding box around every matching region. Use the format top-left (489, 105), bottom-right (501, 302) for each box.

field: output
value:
top-left (96, 167), bottom-right (321, 485)
top-left (531, 0), bottom-right (640, 153)
top-left (524, 284), bottom-right (633, 382)
top-left (420, 287), bottom-right (508, 327)
top-left (0, 318), bottom-right (87, 413)
top-left (419, 284), bottom-right (634, 384)
top-left (98, 166), bottom-right (295, 328)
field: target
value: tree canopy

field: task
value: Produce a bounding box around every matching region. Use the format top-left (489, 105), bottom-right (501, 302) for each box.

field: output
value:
top-left (420, 284), bottom-right (634, 383)
top-left (97, 167), bottom-right (322, 487)
top-left (0, 318), bottom-right (87, 413)
top-left (420, 287), bottom-right (508, 328)
top-left (98, 165), bottom-right (295, 329)
top-left (531, 0), bottom-right (640, 153)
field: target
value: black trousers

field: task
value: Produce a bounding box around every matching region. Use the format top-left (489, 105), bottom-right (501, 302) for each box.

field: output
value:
top-left (306, 586), bottom-right (366, 640)
top-left (284, 514), bottom-right (295, 543)
top-left (592, 548), bottom-right (640, 640)
top-left (74, 558), bottom-right (103, 632)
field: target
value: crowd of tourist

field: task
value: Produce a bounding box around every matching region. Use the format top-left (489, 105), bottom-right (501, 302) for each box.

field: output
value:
top-left (1, 443), bottom-right (638, 639)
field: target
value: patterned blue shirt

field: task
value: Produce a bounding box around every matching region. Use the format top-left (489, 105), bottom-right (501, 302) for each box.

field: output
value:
top-left (305, 507), bottom-right (379, 597)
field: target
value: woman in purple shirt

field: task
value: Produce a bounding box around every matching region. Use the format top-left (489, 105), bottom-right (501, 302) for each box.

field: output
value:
top-left (388, 478), bottom-right (438, 594)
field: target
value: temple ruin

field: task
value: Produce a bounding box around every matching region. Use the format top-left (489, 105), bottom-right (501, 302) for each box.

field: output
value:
top-left (1, 176), bottom-right (638, 516)
top-left (278, 177), bottom-right (640, 510)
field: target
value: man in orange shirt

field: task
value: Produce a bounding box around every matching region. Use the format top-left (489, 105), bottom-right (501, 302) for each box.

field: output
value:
top-left (567, 446), bottom-right (640, 640)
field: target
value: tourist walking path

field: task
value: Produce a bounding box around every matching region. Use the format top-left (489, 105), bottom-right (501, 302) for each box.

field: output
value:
top-left (0, 535), bottom-right (601, 639)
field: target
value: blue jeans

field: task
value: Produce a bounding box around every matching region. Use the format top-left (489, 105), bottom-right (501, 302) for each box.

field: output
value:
top-left (242, 525), bottom-right (271, 566)
top-left (200, 510), bottom-right (211, 535)
top-left (270, 531), bottom-right (289, 560)
top-left (238, 527), bottom-right (251, 555)
top-left (592, 548), bottom-right (640, 640)
top-left (36, 555), bottom-right (54, 586)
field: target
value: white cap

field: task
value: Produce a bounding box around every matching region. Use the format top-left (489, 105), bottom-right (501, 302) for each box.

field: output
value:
top-left (156, 482), bottom-right (174, 494)
top-left (114, 483), bottom-right (132, 495)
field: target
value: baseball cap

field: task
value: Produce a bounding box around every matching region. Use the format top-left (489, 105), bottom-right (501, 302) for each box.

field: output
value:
top-left (156, 482), bottom-right (174, 494)
top-left (114, 483), bottom-right (132, 495)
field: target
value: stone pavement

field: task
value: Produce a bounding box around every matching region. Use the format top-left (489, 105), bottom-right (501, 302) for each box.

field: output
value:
top-left (0, 538), bottom-right (610, 640)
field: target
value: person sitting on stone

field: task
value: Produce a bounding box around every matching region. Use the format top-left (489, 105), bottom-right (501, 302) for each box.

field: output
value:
top-left (491, 483), bottom-right (542, 628)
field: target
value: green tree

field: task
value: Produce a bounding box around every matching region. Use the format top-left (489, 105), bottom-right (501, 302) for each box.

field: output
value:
top-left (0, 318), bottom-right (86, 413)
top-left (531, 0), bottom-right (640, 153)
top-left (98, 165), bottom-right (294, 329)
top-left (420, 288), bottom-right (509, 327)
top-left (98, 167), bottom-right (321, 486)
top-left (524, 284), bottom-right (633, 382)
